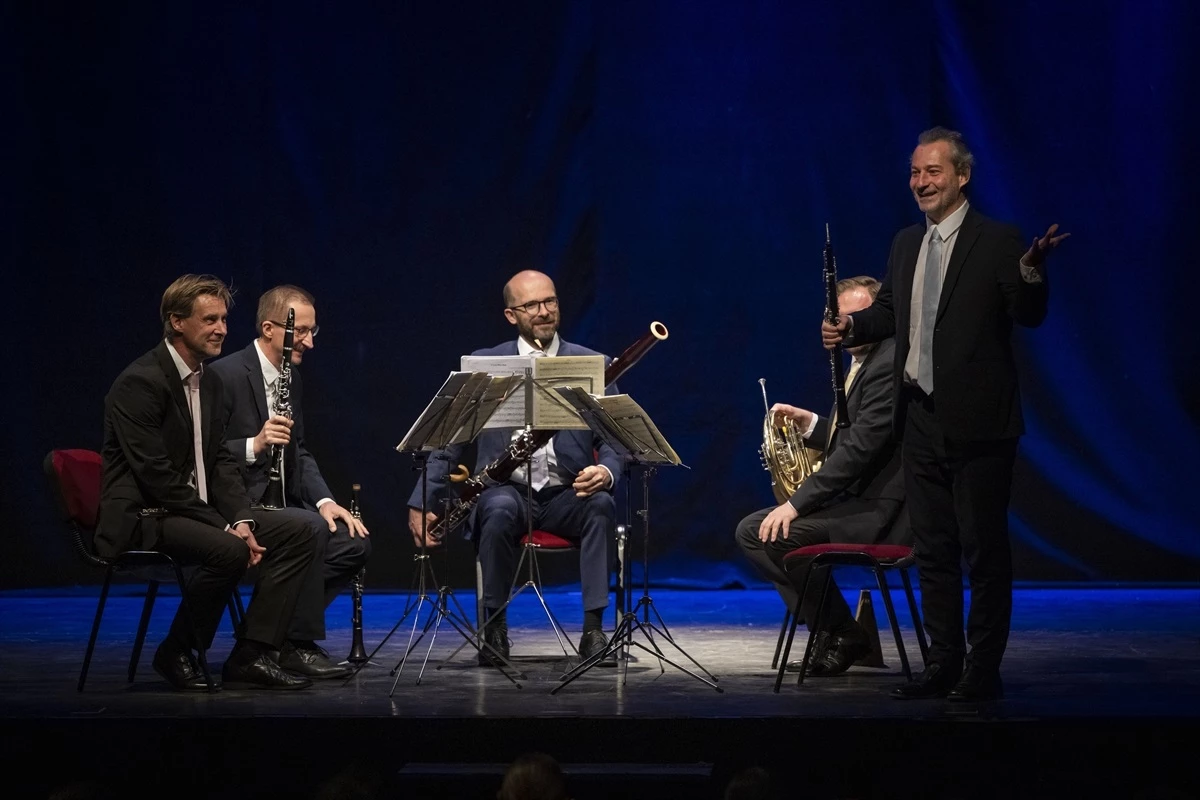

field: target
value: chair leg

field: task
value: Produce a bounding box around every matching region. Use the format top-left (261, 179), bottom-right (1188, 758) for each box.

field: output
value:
top-left (227, 586), bottom-right (245, 632)
top-left (79, 567), bottom-right (116, 692)
top-left (900, 567), bottom-right (929, 665)
top-left (773, 562), bottom-right (816, 693)
top-left (771, 606), bottom-right (792, 671)
top-left (797, 566), bottom-right (834, 686)
top-left (875, 567), bottom-right (912, 681)
top-left (171, 563), bottom-right (217, 693)
top-left (129, 581), bottom-right (160, 682)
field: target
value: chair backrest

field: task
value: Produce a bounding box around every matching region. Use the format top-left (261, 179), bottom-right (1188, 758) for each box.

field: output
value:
top-left (44, 449), bottom-right (106, 566)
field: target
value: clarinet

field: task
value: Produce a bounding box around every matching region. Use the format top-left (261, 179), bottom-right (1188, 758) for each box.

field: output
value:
top-left (345, 483), bottom-right (368, 665)
top-left (259, 307), bottom-right (295, 509)
top-left (824, 224), bottom-right (851, 428)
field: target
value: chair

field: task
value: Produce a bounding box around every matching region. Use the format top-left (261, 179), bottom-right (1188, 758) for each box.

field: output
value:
top-left (475, 528), bottom-right (628, 658)
top-left (44, 448), bottom-right (243, 691)
top-left (772, 541), bottom-right (929, 693)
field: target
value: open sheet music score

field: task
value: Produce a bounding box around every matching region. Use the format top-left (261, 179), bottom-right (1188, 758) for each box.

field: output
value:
top-left (459, 354), bottom-right (604, 431)
top-left (553, 387), bottom-right (682, 466)
top-left (395, 371), bottom-right (521, 452)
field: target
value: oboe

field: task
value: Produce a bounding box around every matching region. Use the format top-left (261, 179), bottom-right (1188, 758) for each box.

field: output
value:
top-left (260, 307), bottom-right (295, 509)
top-left (345, 483), bottom-right (368, 665)
top-left (824, 224), bottom-right (851, 428)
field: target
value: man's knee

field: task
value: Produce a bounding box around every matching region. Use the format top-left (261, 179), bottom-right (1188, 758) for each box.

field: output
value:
top-left (581, 491), bottom-right (615, 518)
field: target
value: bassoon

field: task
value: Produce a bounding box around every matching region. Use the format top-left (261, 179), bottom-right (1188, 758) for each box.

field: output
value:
top-left (427, 321), bottom-right (669, 541)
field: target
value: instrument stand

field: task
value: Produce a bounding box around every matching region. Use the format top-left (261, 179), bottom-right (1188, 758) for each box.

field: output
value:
top-left (351, 372), bottom-right (527, 692)
top-left (437, 366), bottom-right (571, 672)
top-left (552, 464), bottom-right (721, 693)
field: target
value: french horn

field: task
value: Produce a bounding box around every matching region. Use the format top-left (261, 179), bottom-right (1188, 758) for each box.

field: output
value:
top-left (758, 378), bottom-right (822, 504)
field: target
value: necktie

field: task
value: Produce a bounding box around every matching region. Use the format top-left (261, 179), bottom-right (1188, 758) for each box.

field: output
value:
top-left (917, 228), bottom-right (944, 394)
top-left (187, 371), bottom-right (208, 503)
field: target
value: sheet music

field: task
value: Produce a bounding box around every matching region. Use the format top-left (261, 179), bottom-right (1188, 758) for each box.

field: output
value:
top-left (592, 394), bottom-right (681, 465)
top-left (554, 387), bottom-right (682, 466)
top-left (460, 354), bottom-right (603, 430)
top-left (396, 372), bottom-right (476, 453)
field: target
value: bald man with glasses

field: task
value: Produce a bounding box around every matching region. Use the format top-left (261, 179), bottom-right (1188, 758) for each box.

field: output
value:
top-left (408, 270), bottom-right (622, 668)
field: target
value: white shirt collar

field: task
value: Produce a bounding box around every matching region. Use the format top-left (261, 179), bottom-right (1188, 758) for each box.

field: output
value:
top-left (254, 339), bottom-right (281, 385)
top-left (165, 338), bottom-right (200, 381)
top-left (517, 333), bottom-right (560, 357)
top-left (927, 199), bottom-right (970, 241)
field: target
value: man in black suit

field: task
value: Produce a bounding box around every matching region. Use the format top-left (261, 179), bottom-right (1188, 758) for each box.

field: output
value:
top-left (210, 285), bottom-right (370, 680)
top-left (823, 127), bottom-right (1069, 701)
top-left (99, 274), bottom-right (318, 691)
top-left (736, 276), bottom-right (906, 676)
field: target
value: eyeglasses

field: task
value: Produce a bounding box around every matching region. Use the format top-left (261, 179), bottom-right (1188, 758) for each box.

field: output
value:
top-left (267, 320), bottom-right (319, 339)
top-left (508, 297), bottom-right (559, 315)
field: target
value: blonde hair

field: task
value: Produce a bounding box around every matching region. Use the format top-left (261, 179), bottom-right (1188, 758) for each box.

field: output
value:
top-left (160, 275), bottom-right (234, 339)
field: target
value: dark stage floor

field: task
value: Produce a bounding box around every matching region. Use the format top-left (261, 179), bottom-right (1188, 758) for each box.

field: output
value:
top-left (1, 585), bottom-right (1197, 799)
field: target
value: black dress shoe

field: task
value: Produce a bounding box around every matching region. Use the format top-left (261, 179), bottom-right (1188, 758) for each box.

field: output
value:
top-left (578, 629), bottom-right (617, 667)
top-left (890, 662), bottom-right (961, 699)
top-left (785, 631), bottom-right (831, 675)
top-left (278, 642), bottom-right (353, 679)
top-left (815, 634), bottom-right (871, 677)
top-left (947, 666), bottom-right (1004, 702)
top-left (477, 621), bottom-right (511, 668)
top-left (222, 648), bottom-right (312, 690)
top-left (153, 644), bottom-right (221, 692)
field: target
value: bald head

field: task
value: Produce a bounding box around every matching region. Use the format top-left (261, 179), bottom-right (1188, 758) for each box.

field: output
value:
top-left (502, 270), bottom-right (560, 350)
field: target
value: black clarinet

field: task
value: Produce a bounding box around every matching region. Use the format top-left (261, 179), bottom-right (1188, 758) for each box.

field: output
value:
top-left (260, 307), bottom-right (295, 509)
top-left (824, 224), bottom-right (851, 428)
top-left (346, 483), bottom-right (368, 665)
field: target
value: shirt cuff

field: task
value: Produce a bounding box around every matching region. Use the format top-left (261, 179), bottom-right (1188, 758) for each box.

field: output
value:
top-left (226, 519), bottom-right (256, 532)
top-left (597, 465), bottom-right (614, 489)
top-left (800, 414), bottom-right (819, 440)
top-left (316, 497), bottom-right (333, 508)
top-left (1019, 256), bottom-right (1045, 284)
top-left (244, 439), bottom-right (255, 464)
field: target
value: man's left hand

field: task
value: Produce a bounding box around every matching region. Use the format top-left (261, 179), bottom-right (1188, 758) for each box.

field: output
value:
top-left (759, 502), bottom-right (798, 543)
top-left (572, 465), bottom-right (611, 497)
top-left (1024, 222), bottom-right (1071, 269)
top-left (319, 502), bottom-right (370, 538)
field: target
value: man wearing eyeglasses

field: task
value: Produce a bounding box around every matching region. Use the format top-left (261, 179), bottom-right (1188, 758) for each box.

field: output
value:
top-left (408, 270), bottom-right (621, 668)
top-left (210, 284), bottom-right (370, 680)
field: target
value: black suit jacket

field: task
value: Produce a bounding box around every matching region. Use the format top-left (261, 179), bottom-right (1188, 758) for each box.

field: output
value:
top-left (98, 341), bottom-right (255, 556)
top-left (852, 206), bottom-right (1049, 441)
top-left (789, 338), bottom-right (905, 544)
top-left (209, 342), bottom-right (333, 510)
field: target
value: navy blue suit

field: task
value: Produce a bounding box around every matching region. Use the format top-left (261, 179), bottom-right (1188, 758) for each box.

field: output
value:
top-left (210, 342), bottom-right (371, 642)
top-left (408, 338), bottom-right (621, 614)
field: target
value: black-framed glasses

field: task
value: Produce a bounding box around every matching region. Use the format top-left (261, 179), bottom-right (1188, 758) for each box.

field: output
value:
top-left (267, 320), bottom-right (319, 339)
top-left (508, 296), bottom-right (558, 315)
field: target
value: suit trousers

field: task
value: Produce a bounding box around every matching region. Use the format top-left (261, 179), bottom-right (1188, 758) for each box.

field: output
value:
top-left (265, 506), bottom-right (372, 642)
top-left (902, 386), bottom-right (1017, 673)
top-left (475, 483), bottom-right (614, 614)
top-left (736, 498), bottom-right (899, 634)
top-left (144, 509), bottom-right (317, 651)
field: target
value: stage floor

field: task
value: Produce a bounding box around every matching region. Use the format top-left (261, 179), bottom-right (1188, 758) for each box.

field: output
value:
top-left (1, 586), bottom-right (1197, 799)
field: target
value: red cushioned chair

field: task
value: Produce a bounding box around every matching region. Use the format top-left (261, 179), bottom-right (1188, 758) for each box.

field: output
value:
top-left (773, 540), bottom-right (928, 692)
top-left (44, 448), bottom-right (243, 692)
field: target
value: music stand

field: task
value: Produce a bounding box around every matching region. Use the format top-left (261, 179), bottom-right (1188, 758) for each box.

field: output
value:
top-left (548, 388), bottom-right (722, 694)
top-left (352, 371), bottom-right (525, 693)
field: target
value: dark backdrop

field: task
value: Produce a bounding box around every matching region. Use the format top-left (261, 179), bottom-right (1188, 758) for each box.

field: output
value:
top-left (6, 0), bottom-right (1198, 591)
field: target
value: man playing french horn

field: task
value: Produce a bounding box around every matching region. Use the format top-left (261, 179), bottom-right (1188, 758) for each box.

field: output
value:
top-left (735, 276), bottom-right (909, 676)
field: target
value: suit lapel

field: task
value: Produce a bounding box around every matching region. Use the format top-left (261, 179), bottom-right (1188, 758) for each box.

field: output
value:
top-left (154, 342), bottom-right (192, 425)
top-left (938, 209), bottom-right (981, 322)
top-left (242, 344), bottom-right (269, 423)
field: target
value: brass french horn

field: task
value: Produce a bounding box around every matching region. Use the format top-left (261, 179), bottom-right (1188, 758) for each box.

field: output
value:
top-left (758, 378), bottom-right (822, 504)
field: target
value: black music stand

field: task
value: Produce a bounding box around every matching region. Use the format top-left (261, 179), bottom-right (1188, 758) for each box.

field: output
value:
top-left (352, 371), bottom-right (525, 693)
top-left (548, 388), bottom-right (722, 694)
top-left (434, 362), bottom-right (599, 672)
